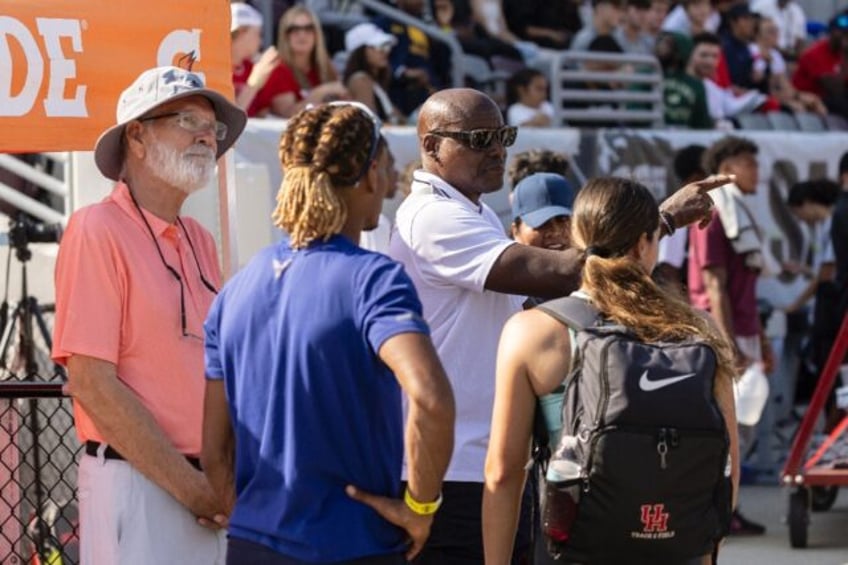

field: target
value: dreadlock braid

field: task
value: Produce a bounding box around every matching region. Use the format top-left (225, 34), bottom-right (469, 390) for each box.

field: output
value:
top-left (274, 104), bottom-right (378, 248)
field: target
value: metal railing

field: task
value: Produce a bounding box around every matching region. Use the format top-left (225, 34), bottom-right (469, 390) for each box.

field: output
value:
top-left (550, 51), bottom-right (664, 129)
top-left (0, 153), bottom-right (71, 226)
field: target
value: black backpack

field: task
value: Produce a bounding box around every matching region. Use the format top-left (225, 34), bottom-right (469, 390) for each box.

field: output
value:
top-left (534, 296), bottom-right (732, 564)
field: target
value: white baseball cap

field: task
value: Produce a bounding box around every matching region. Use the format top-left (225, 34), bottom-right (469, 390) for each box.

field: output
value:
top-left (344, 23), bottom-right (397, 53)
top-left (93, 66), bottom-right (247, 181)
top-left (230, 3), bottom-right (263, 32)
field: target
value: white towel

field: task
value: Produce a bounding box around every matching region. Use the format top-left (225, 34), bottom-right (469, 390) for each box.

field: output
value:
top-left (711, 184), bottom-right (759, 244)
top-left (711, 183), bottom-right (778, 275)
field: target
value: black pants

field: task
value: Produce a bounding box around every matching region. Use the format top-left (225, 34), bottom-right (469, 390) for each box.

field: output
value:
top-left (412, 481), bottom-right (533, 565)
top-left (227, 537), bottom-right (405, 565)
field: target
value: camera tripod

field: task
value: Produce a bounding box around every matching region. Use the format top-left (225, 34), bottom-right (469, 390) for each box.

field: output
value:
top-left (0, 234), bottom-right (63, 379)
top-left (0, 233), bottom-right (66, 562)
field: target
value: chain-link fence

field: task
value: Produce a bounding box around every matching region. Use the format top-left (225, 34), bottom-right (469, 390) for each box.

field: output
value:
top-left (1, 296), bottom-right (79, 565)
top-left (0, 383), bottom-right (79, 565)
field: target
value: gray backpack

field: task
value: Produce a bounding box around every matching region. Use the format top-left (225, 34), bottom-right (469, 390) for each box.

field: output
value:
top-left (536, 296), bottom-right (732, 563)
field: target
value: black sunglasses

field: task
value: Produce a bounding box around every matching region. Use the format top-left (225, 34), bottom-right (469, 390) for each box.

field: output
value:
top-left (428, 126), bottom-right (517, 151)
top-left (286, 24), bottom-right (315, 34)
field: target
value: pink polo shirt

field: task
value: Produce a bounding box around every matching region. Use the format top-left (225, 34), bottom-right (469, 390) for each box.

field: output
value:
top-left (52, 182), bottom-right (222, 456)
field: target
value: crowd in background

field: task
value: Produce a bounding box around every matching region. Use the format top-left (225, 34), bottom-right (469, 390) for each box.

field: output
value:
top-left (229, 0), bottom-right (848, 130)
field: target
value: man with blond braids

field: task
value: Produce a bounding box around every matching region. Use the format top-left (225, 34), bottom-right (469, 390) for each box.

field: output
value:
top-left (52, 66), bottom-right (246, 564)
top-left (389, 87), bottom-right (733, 564)
top-left (202, 102), bottom-right (455, 564)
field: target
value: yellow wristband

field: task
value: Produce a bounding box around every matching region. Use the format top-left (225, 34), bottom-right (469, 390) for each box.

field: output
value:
top-left (403, 488), bottom-right (443, 516)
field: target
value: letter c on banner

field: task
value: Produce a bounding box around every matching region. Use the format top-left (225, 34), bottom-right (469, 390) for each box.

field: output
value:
top-left (157, 28), bottom-right (205, 83)
top-left (0, 16), bottom-right (44, 117)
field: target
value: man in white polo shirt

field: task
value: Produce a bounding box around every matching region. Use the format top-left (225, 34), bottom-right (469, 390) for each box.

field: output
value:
top-left (390, 87), bottom-right (730, 564)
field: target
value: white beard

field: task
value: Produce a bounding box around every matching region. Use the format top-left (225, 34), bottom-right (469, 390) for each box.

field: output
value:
top-left (146, 134), bottom-right (216, 195)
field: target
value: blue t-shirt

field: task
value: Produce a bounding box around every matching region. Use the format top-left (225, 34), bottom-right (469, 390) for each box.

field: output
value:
top-left (204, 235), bottom-right (429, 562)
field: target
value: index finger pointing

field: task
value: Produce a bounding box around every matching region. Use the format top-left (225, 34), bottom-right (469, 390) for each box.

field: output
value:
top-left (694, 174), bottom-right (735, 193)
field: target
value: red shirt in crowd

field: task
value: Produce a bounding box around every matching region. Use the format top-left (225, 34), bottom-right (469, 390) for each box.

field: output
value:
top-left (251, 63), bottom-right (320, 117)
top-left (792, 38), bottom-right (844, 98)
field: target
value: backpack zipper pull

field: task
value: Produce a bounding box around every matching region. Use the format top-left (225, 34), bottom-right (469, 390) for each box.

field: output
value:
top-left (657, 429), bottom-right (668, 470)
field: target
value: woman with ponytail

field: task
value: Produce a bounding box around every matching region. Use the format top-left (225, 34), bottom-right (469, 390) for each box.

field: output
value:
top-left (483, 176), bottom-right (739, 565)
top-left (202, 102), bottom-right (455, 564)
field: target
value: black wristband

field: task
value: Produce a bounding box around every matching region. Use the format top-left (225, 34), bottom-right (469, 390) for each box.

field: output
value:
top-left (659, 211), bottom-right (676, 237)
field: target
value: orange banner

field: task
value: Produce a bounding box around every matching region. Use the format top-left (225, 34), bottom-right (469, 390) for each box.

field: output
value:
top-left (0, 0), bottom-right (234, 153)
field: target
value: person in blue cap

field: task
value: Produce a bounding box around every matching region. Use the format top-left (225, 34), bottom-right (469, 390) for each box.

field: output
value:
top-left (510, 172), bottom-right (575, 252)
top-left (510, 172), bottom-right (576, 312)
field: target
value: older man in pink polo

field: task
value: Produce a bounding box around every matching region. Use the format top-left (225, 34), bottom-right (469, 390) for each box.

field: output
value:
top-left (52, 66), bottom-right (246, 564)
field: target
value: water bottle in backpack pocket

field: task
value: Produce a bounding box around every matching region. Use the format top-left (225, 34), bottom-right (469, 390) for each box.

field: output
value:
top-left (541, 436), bottom-right (583, 551)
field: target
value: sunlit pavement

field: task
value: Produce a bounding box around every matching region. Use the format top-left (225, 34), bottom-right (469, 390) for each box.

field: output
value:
top-left (721, 485), bottom-right (848, 564)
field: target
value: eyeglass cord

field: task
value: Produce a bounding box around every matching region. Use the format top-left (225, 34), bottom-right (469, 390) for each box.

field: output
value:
top-left (125, 185), bottom-right (218, 335)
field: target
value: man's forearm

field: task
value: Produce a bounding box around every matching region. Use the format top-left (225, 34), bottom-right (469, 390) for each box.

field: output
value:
top-left (69, 366), bottom-right (211, 511)
top-left (202, 380), bottom-right (237, 514)
top-left (525, 248), bottom-right (584, 299)
top-left (203, 442), bottom-right (235, 515)
top-left (486, 246), bottom-right (583, 299)
top-left (405, 398), bottom-right (454, 503)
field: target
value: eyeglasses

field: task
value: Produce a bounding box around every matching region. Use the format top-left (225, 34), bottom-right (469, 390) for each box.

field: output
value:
top-left (139, 111), bottom-right (228, 141)
top-left (127, 190), bottom-right (218, 341)
top-left (286, 23), bottom-right (315, 34)
top-left (428, 126), bottom-right (517, 151)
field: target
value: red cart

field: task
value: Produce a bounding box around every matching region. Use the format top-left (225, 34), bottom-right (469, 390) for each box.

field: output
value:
top-left (780, 312), bottom-right (848, 547)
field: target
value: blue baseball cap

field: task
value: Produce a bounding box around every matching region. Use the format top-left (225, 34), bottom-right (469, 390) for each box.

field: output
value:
top-left (512, 173), bottom-right (575, 229)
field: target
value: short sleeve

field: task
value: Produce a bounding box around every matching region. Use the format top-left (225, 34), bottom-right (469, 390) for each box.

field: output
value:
top-left (357, 257), bottom-right (430, 353)
top-left (252, 63), bottom-right (299, 114)
top-left (51, 209), bottom-right (124, 365)
top-left (204, 294), bottom-right (224, 381)
top-left (689, 213), bottom-right (729, 271)
top-left (407, 201), bottom-right (515, 292)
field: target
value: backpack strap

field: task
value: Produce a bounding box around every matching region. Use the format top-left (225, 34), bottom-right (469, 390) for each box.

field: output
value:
top-left (535, 295), bottom-right (601, 331)
top-left (528, 295), bottom-right (599, 472)
top-left (530, 400), bottom-right (551, 472)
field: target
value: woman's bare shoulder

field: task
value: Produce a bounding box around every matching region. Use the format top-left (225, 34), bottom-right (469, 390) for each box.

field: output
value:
top-left (502, 308), bottom-right (571, 353)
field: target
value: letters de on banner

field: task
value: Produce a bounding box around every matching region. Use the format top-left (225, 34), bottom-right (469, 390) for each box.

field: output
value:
top-left (0, 0), bottom-right (233, 153)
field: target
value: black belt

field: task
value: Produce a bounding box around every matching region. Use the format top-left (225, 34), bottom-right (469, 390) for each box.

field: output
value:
top-left (85, 441), bottom-right (202, 471)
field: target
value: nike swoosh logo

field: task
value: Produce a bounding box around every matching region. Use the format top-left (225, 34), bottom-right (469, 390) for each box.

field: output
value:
top-left (638, 370), bottom-right (698, 392)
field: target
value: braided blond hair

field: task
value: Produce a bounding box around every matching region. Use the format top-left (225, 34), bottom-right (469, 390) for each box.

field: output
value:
top-left (274, 104), bottom-right (381, 248)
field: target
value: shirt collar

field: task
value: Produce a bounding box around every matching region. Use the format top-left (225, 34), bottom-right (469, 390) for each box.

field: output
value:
top-left (411, 170), bottom-right (483, 214)
top-left (110, 181), bottom-right (179, 238)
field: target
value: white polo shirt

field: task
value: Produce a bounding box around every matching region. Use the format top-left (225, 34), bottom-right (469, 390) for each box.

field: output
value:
top-left (390, 170), bottom-right (522, 481)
